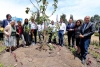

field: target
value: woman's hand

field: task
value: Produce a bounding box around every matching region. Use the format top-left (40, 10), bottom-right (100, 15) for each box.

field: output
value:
top-left (17, 33), bottom-right (20, 35)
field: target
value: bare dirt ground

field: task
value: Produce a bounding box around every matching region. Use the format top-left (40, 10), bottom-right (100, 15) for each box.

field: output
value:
top-left (0, 36), bottom-right (100, 67)
top-left (0, 44), bottom-right (85, 67)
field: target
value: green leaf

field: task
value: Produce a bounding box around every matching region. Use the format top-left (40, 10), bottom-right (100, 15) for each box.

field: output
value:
top-left (42, 0), bottom-right (46, 4)
top-left (25, 7), bottom-right (30, 14)
top-left (37, 0), bottom-right (42, 2)
top-left (54, 0), bottom-right (58, 3)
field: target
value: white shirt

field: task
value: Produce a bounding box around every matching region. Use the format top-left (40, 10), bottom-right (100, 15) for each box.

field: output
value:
top-left (38, 24), bottom-right (43, 31)
top-left (48, 24), bottom-right (56, 32)
top-left (42, 24), bottom-right (44, 30)
top-left (59, 22), bottom-right (66, 34)
top-left (30, 22), bottom-right (37, 29)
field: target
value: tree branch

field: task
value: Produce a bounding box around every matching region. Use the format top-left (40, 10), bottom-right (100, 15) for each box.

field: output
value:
top-left (30, 0), bottom-right (39, 10)
top-left (35, 0), bottom-right (40, 9)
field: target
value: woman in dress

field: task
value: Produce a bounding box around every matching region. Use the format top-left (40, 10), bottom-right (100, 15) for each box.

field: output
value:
top-left (4, 20), bottom-right (17, 53)
top-left (74, 20), bottom-right (82, 55)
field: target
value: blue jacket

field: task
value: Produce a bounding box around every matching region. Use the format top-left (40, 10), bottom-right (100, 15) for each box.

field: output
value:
top-left (2, 19), bottom-right (11, 28)
top-left (66, 23), bottom-right (75, 31)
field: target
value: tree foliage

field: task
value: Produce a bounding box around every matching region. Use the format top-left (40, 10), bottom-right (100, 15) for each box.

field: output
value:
top-left (60, 14), bottom-right (68, 24)
top-left (25, 0), bottom-right (58, 50)
top-left (90, 14), bottom-right (100, 30)
top-left (70, 14), bottom-right (74, 21)
top-left (90, 14), bottom-right (100, 23)
top-left (25, 0), bottom-right (58, 24)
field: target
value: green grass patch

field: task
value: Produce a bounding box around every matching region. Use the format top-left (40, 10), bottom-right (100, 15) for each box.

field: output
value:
top-left (0, 63), bottom-right (3, 67)
top-left (94, 32), bottom-right (99, 36)
top-left (48, 43), bottom-right (55, 50)
top-left (0, 46), bottom-right (6, 53)
top-left (0, 63), bottom-right (14, 67)
top-left (70, 47), bottom-right (76, 53)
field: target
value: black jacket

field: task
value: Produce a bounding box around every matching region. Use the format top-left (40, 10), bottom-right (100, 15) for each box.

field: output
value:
top-left (75, 26), bottom-right (81, 38)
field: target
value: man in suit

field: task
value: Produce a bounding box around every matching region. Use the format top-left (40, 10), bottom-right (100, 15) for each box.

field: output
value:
top-left (79, 16), bottom-right (95, 64)
top-left (66, 19), bottom-right (75, 47)
top-left (2, 14), bottom-right (12, 28)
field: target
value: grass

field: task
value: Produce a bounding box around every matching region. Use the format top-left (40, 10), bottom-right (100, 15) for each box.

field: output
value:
top-left (70, 47), bottom-right (76, 54)
top-left (0, 63), bottom-right (14, 67)
top-left (94, 32), bottom-right (99, 36)
top-left (48, 43), bottom-right (55, 50)
top-left (93, 51), bottom-right (100, 59)
top-left (89, 48), bottom-right (100, 60)
top-left (0, 46), bottom-right (6, 53)
top-left (0, 63), bottom-right (3, 67)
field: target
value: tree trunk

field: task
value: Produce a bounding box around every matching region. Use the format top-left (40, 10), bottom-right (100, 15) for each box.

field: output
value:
top-left (39, 20), bottom-right (48, 51)
top-left (43, 21), bottom-right (46, 43)
top-left (99, 33), bottom-right (100, 46)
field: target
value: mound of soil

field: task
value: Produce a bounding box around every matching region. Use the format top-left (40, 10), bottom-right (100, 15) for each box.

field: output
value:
top-left (0, 44), bottom-right (99, 67)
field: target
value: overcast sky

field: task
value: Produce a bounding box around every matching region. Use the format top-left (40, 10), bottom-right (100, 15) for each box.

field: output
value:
top-left (0, 0), bottom-right (100, 22)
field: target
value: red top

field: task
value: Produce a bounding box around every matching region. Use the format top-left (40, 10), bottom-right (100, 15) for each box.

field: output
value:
top-left (17, 25), bottom-right (23, 34)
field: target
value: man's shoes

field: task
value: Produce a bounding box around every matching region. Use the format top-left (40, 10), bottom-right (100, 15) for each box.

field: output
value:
top-left (81, 59), bottom-right (86, 65)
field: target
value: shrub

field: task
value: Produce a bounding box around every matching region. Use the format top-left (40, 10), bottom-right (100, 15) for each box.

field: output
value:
top-left (94, 32), bottom-right (99, 36)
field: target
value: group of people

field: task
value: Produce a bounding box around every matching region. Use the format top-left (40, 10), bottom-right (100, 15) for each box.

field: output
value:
top-left (41, 16), bottom-right (95, 64)
top-left (0, 14), bottom-right (95, 64)
top-left (66, 16), bottom-right (95, 64)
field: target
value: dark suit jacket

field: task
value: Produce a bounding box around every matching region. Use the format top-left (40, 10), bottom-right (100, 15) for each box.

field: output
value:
top-left (66, 23), bottom-right (75, 36)
top-left (80, 22), bottom-right (95, 39)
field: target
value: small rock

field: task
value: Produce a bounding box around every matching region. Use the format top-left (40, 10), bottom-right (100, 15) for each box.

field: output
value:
top-left (97, 58), bottom-right (100, 62)
top-left (14, 64), bottom-right (17, 67)
top-left (57, 52), bottom-right (59, 54)
top-left (49, 52), bottom-right (53, 54)
top-left (28, 58), bottom-right (33, 62)
top-left (48, 43), bottom-right (52, 45)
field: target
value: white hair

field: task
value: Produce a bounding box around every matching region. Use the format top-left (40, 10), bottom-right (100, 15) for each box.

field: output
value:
top-left (10, 20), bottom-right (16, 23)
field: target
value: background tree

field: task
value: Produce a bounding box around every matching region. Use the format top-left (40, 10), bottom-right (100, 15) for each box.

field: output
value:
top-left (60, 14), bottom-right (68, 24)
top-left (90, 14), bottom-right (100, 23)
top-left (90, 14), bottom-right (100, 31)
top-left (91, 14), bottom-right (100, 45)
top-left (25, 0), bottom-right (58, 50)
top-left (70, 14), bottom-right (74, 21)
top-left (79, 19), bottom-right (84, 24)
